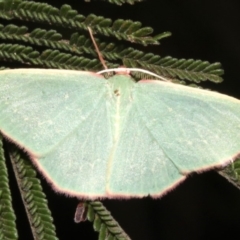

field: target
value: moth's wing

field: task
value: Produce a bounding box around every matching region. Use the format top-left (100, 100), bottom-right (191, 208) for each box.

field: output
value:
top-left (108, 80), bottom-right (240, 198)
top-left (0, 69), bottom-right (113, 198)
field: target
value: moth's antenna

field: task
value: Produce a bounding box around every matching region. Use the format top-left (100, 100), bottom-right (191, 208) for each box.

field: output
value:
top-left (97, 68), bottom-right (170, 82)
top-left (88, 27), bottom-right (108, 70)
top-left (88, 27), bottom-right (169, 82)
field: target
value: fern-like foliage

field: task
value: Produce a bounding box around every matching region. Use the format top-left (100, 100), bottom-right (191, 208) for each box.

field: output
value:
top-left (0, 0), bottom-right (167, 45)
top-left (124, 56), bottom-right (223, 83)
top-left (9, 147), bottom-right (59, 240)
top-left (0, 137), bottom-right (18, 240)
top-left (0, 0), bottom-right (224, 83)
top-left (0, 43), bottom-right (118, 70)
top-left (0, 22), bottom-right (223, 83)
top-left (86, 201), bottom-right (131, 240)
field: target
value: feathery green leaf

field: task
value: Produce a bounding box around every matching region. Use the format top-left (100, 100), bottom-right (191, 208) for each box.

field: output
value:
top-left (87, 201), bottom-right (131, 240)
top-left (124, 56), bottom-right (223, 83)
top-left (0, 137), bottom-right (18, 240)
top-left (9, 148), bottom-right (59, 240)
top-left (0, 0), bottom-right (164, 45)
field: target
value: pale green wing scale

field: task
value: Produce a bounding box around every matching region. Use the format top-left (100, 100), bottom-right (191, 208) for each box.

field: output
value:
top-left (0, 69), bottom-right (240, 199)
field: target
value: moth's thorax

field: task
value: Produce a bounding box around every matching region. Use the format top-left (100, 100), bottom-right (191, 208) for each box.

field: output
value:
top-left (106, 75), bottom-right (136, 141)
top-left (107, 74), bottom-right (135, 101)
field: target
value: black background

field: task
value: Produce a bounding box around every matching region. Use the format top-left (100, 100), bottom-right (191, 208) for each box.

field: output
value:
top-left (5, 0), bottom-right (240, 240)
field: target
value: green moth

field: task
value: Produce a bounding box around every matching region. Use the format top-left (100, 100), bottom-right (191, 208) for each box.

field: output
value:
top-left (0, 68), bottom-right (240, 199)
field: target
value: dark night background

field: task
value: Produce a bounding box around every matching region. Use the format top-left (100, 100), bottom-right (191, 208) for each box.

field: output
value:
top-left (4, 0), bottom-right (240, 240)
